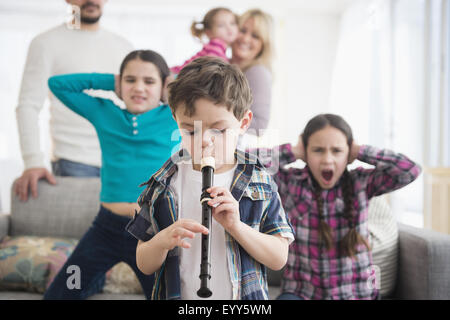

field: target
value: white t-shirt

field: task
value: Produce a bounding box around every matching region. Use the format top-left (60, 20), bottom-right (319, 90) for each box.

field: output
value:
top-left (173, 162), bottom-right (236, 300)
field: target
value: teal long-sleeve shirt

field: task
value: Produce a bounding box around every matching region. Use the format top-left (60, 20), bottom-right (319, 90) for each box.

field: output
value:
top-left (48, 73), bottom-right (180, 203)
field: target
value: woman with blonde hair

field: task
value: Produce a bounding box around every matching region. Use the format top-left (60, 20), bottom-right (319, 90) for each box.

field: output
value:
top-left (231, 9), bottom-right (274, 142)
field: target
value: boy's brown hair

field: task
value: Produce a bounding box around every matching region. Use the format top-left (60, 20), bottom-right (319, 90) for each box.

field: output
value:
top-left (168, 56), bottom-right (253, 120)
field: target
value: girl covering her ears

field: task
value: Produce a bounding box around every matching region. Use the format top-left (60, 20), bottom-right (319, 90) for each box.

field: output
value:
top-left (260, 113), bottom-right (421, 300)
top-left (170, 7), bottom-right (239, 74)
top-left (43, 50), bottom-right (180, 299)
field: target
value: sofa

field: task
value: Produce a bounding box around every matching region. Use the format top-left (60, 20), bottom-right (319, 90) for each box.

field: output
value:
top-left (1, 177), bottom-right (449, 300)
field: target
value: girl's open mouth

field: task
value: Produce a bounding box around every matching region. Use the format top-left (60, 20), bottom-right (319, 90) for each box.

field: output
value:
top-left (321, 170), bottom-right (333, 183)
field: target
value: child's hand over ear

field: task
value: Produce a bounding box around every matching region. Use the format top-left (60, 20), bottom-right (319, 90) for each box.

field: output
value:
top-left (349, 141), bottom-right (361, 164)
top-left (292, 135), bottom-right (306, 161)
top-left (207, 186), bottom-right (240, 233)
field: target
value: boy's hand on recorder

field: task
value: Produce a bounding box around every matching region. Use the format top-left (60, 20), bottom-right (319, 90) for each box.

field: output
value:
top-left (157, 218), bottom-right (208, 250)
top-left (207, 186), bottom-right (240, 233)
top-left (291, 135), bottom-right (306, 161)
top-left (348, 141), bottom-right (361, 164)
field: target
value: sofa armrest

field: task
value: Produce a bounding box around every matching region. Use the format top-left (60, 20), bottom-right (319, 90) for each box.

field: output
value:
top-left (10, 177), bottom-right (101, 239)
top-left (395, 223), bottom-right (450, 300)
top-left (0, 213), bottom-right (10, 241)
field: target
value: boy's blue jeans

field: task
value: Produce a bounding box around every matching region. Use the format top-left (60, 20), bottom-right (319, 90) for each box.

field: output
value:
top-left (52, 158), bottom-right (100, 177)
top-left (43, 205), bottom-right (154, 300)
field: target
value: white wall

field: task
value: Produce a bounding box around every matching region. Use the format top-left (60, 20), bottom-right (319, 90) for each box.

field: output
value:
top-left (0, 0), bottom-right (346, 212)
top-left (271, 10), bottom-right (340, 146)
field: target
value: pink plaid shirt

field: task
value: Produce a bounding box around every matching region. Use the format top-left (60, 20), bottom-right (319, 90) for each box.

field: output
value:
top-left (265, 144), bottom-right (421, 299)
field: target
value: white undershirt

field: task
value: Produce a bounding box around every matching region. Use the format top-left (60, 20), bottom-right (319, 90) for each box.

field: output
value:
top-left (173, 162), bottom-right (236, 300)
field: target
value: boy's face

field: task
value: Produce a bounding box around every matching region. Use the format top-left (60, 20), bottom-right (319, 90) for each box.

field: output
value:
top-left (174, 98), bottom-right (252, 173)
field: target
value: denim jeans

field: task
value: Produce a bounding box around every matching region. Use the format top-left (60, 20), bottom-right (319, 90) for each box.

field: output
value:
top-left (52, 158), bottom-right (100, 177)
top-left (43, 206), bottom-right (154, 300)
top-left (277, 292), bottom-right (305, 300)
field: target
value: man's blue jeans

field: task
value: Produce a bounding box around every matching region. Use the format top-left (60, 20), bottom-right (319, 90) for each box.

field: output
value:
top-left (43, 206), bottom-right (154, 300)
top-left (52, 158), bottom-right (100, 177)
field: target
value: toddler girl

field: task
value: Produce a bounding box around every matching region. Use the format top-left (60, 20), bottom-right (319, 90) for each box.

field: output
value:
top-left (170, 7), bottom-right (238, 74)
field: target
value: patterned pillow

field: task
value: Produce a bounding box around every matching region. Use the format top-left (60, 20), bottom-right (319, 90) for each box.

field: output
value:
top-left (103, 262), bottom-right (143, 294)
top-left (0, 236), bottom-right (144, 295)
top-left (0, 236), bottom-right (78, 293)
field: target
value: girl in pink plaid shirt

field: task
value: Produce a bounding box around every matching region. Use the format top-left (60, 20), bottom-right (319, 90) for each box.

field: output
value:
top-left (170, 7), bottom-right (239, 74)
top-left (263, 114), bottom-right (421, 300)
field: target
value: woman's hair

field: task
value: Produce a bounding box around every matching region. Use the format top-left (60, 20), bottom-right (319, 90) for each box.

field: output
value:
top-left (191, 7), bottom-right (236, 40)
top-left (302, 114), bottom-right (371, 258)
top-left (119, 50), bottom-right (170, 84)
top-left (237, 9), bottom-right (274, 71)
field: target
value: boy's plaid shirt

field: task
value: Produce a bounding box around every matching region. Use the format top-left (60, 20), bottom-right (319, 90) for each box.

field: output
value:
top-left (126, 148), bottom-right (294, 300)
top-left (260, 144), bottom-right (421, 299)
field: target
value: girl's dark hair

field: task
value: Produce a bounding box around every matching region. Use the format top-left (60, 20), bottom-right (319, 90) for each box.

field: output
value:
top-left (302, 113), bottom-right (371, 258)
top-left (119, 50), bottom-right (170, 83)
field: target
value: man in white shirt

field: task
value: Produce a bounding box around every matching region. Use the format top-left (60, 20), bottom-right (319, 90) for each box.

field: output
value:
top-left (14, 0), bottom-right (133, 201)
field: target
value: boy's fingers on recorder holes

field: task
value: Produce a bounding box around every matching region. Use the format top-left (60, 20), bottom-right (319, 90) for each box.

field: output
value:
top-left (207, 186), bottom-right (230, 198)
top-left (208, 195), bottom-right (231, 206)
top-left (213, 203), bottom-right (235, 214)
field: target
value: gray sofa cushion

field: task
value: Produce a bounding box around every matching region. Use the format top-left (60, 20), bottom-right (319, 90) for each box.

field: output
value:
top-left (10, 177), bottom-right (101, 239)
top-left (396, 223), bottom-right (450, 299)
top-left (0, 213), bottom-right (9, 241)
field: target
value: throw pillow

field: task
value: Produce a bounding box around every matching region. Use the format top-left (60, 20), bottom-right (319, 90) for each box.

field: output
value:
top-left (0, 236), bottom-right (78, 293)
top-left (0, 236), bottom-right (144, 295)
top-left (103, 262), bottom-right (143, 294)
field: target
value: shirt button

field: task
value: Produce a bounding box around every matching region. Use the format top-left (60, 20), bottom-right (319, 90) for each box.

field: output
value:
top-left (132, 116), bottom-right (137, 121)
top-left (321, 273), bottom-right (328, 278)
top-left (132, 122), bottom-right (138, 127)
top-left (133, 130), bottom-right (138, 135)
